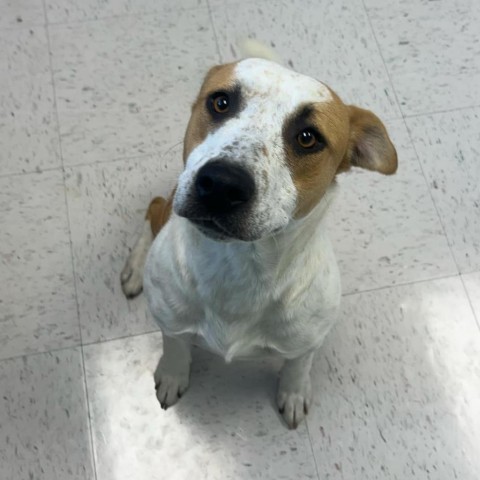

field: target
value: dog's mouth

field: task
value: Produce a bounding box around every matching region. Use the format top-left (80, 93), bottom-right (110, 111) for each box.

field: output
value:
top-left (189, 218), bottom-right (233, 241)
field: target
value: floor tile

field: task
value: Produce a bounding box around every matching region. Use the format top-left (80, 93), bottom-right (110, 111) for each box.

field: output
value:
top-left (462, 272), bottom-right (480, 328)
top-left (0, 171), bottom-right (79, 360)
top-left (45, 0), bottom-right (206, 24)
top-left (49, 9), bottom-right (219, 167)
top-left (211, 0), bottom-right (401, 120)
top-left (0, 26), bottom-right (60, 176)
top-left (307, 277), bottom-right (480, 479)
top-left (65, 151), bottom-right (183, 344)
top-left (0, 348), bottom-right (94, 479)
top-left (327, 119), bottom-right (456, 294)
top-left (84, 332), bottom-right (318, 480)
top-left (0, 0), bottom-right (45, 28)
top-left (406, 107), bottom-right (480, 273)
top-left (0, 0), bottom-right (478, 476)
top-left (365, 0), bottom-right (480, 116)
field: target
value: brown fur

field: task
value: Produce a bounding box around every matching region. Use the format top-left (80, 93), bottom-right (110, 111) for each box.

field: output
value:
top-left (286, 90), bottom-right (351, 218)
top-left (146, 64), bottom-right (238, 238)
top-left (146, 191), bottom-right (175, 237)
top-left (287, 90), bottom-right (397, 218)
top-left (343, 105), bottom-right (398, 175)
top-left (183, 63), bottom-right (237, 163)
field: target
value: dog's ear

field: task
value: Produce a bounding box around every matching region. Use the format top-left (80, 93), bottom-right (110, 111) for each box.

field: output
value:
top-left (340, 105), bottom-right (397, 175)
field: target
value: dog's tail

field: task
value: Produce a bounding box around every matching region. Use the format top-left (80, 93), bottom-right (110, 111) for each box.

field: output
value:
top-left (238, 38), bottom-right (282, 64)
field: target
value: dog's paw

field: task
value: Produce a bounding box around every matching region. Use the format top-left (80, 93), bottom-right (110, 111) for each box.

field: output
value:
top-left (154, 366), bottom-right (189, 410)
top-left (120, 259), bottom-right (143, 299)
top-left (277, 378), bottom-right (312, 429)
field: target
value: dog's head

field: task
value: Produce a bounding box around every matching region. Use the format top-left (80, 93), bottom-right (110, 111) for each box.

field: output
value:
top-left (174, 58), bottom-right (397, 241)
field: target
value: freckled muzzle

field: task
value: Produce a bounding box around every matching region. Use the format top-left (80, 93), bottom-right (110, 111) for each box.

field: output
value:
top-left (176, 160), bottom-right (258, 241)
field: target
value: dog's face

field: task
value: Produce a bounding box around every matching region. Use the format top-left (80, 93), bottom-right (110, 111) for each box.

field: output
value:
top-left (174, 58), bottom-right (397, 241)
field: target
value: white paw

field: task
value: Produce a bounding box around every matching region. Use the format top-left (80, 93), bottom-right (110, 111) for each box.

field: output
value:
top-left (120, 259), bottom-right (143, 298)
top-left (277, 378), bottom-right (312, 429)
top-left (154, 365), bottom-right (190, 410)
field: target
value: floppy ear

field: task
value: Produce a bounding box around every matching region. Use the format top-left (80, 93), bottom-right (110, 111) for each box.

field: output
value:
top-left (343, 105), bottom-right (398, 175)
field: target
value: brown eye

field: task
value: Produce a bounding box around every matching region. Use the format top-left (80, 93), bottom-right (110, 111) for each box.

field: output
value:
top-left (297, 129), bottom-right (317, 149)
top-left (211, 93), bottom-right (229, 114)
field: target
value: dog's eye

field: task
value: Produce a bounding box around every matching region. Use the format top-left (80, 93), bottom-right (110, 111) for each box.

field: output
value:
top-left (297, 129), bottom-right (318, 149)
top-left (210, 93), bottom-right (230, 114)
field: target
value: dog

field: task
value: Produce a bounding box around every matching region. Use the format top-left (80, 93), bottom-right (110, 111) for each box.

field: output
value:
top-left (120, 43), bottom-right (397, 429)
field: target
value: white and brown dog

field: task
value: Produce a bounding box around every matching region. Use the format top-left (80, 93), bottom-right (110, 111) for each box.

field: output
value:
top-left (120, 45), bottom-right (397, 429)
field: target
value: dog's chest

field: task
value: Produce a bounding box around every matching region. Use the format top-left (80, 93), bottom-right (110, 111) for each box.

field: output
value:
top-left (182, 242), bottom-right (288, 358)
top-left (144, 217), bottom-right (341, 360)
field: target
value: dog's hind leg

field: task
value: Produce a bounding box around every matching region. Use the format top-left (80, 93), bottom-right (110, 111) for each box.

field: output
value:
top-left (121, 195), bottom-right (172, 298)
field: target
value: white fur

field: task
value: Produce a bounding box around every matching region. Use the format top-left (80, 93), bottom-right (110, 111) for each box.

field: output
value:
top-left (145, 190), bottom-right (340, 359)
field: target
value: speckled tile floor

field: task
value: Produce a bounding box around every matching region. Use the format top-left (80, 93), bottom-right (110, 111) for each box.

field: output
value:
top-left (1, 0), bottom-right (479, 479)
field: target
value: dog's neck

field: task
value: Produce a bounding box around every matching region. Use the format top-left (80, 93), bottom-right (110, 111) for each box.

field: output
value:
top-left (185, 185), bottom-right (337, 271)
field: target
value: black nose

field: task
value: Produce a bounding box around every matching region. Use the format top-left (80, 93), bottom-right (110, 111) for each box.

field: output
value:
top-left (195, 161), bottom-right (255, 215)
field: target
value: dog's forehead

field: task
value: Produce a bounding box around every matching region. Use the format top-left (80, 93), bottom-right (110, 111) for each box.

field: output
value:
top-left (234, 58), bottom-right (332, 108)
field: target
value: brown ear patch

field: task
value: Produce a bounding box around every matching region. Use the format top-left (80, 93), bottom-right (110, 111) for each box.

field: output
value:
top-left (145, 189), bottom-right (175, 237)
top-left (344, 105), bottom-right (398, 175)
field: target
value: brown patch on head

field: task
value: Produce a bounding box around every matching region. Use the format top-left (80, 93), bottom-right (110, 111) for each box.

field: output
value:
top-left (182, 63), bottom-right (237, 163)
top-left (285, 89), bottom-right (397, 218)
top-left (284, 89), bottom-right (350, 218)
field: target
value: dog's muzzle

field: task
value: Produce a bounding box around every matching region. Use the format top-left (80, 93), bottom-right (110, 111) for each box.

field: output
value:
top-left (178, 160), bottom-right (257, 240)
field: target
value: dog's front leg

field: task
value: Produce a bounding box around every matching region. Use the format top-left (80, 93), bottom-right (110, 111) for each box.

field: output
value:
top-left (154, 334), bottom-right (191, 410)
top-left (277, 351), bottom-right (315, 429)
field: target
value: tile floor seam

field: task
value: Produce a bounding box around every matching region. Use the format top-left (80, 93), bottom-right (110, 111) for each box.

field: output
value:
top-left (403, 103), bottom-right (480, 119)
top-left (42, 0), bottom-right (82, 358)
top-left (305, 419), bottom-right (322, 480)
top-left (44, 3), bottom-right (211, 28)
top-left (361, 0), bottom-right (405, 120)
top-left (0, 22), bottom-right (47, 32)
top-left (60, 141), bottom-right (184, 172)
top-left (206, 0), bottom-right (223, 63)
top-left (0, 329), bottom-right (161, 365)
top-left (0, 164), bottom-right (64, 179)
top-left (401, 117), bottom-right (462, 275)
top-left (0, 342), bottom-right (83, 365)
top-left (341, 272), bottom-right (462, 298)
top-left (43, 2), bottom-right (99, 478)
top-left (460, 275), bottom-right (480, 332)
top-left (78, 345), bottom-right (99, 480)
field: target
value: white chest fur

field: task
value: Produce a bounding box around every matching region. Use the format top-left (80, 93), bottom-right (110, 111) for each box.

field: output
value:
top-left (143, 193), bottom-right (341, 362)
